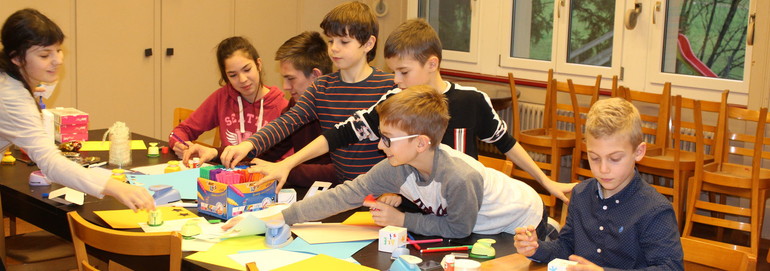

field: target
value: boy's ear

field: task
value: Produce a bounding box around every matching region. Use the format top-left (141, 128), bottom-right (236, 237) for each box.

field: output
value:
top-left (363, 35), bottom-right (376, 52)
top-left (416, 135), bottom-right (432, 152)
top-left (10, 55), bottom-right (21, 67)
top-left (426, 56), bottom-right (439, 72)
top-left (310, 68), bottom-right (323, 80)
top-left (633, 142), bottom-right (647, 162)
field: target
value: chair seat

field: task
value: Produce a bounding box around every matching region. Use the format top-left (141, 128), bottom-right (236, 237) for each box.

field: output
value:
top-left (6, 231), bottom-right (75, 263)
top-left (519, 128), bottom-right (576, 148)
top-left (702, 163), bottom-right (770, 189)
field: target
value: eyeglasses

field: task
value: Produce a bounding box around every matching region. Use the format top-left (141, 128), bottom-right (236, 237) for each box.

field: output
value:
top-left (381, 134), bottom-right (420, 148)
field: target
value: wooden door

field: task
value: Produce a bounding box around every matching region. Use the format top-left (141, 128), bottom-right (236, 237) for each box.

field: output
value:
top-left (75, 0), bottom-right (158, 136)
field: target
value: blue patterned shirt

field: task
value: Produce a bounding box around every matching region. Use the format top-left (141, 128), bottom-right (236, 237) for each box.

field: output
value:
top-left (531, 170), bottom-right (683, 270)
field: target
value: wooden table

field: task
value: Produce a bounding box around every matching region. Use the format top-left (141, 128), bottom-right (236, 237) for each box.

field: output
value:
top-left (0, 130), bottom-right (545, 270)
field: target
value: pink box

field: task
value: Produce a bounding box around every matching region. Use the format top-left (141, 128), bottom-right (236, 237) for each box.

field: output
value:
top-left (56, 132), bottom-right (88, 143)
top-left (56, 123), bottom-right (88, 134)
top-left (48, 107), bottom-right (89, 125)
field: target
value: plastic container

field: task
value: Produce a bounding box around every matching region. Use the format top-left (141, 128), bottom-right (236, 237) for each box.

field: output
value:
top-left (164, 160), bottom-right (181, 173)
top-left (111, 169), bottom-right (127, 183)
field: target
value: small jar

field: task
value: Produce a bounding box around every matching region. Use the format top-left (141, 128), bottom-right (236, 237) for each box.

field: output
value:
top-left (111, 169), bottom-right (128, 183)
top-left (148, 209), bottom-right (163, 226)
top-left (164, 160), bottom-right (181, 173)
top-left (147, 142), bottom-right (160, 157)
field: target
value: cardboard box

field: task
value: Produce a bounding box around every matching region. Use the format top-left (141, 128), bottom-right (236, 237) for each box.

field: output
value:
top-left (55, 131), bottom-right (88, 143)
top-left (56, 123), bottom-right (88, 134)
top-left (378, 226), bottom-right (407, 252)
top-left (197, 177), bottom-right (277, 220)
top-left (548, 258), bottom-right (577, 271)
top-left (48, 107), bottom-right (89, 125)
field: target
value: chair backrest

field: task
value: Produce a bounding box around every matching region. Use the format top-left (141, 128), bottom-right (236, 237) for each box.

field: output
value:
top-left (67, 211), bottom-right (183, 271)
top-left (681, 237), bottom-right (751, 271)
top-left (713, 105), bottom-right (770, 169)
top-left (548, 77), bottom-right (600, 133)
top-left (670, 90), bottom-right (728, 158)
top-left (617, 83), bottom-right (671, 149)
top-left (478, 155), bottom-right (513, 176)
top-left (508, 69), bottom-right (554, 139)
top-left (172, 107), bottom-right (221, 147)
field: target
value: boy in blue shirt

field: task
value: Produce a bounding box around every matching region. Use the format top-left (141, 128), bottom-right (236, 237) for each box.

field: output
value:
top-left (514, 98), bottom-right (683, 270)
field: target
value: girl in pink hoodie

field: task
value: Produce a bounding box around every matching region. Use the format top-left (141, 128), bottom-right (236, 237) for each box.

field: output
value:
top-left (170, 36), bottom-right (292, 164)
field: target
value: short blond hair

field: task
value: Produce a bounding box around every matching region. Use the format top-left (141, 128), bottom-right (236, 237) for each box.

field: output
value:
top-left (585, 97), bottom-right (643, 148)
top-left (376, 85), bottom-right (449, 149)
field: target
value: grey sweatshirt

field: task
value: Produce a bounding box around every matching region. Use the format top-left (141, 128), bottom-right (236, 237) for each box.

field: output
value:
top-left (282, 144), bottom-right (542, 238)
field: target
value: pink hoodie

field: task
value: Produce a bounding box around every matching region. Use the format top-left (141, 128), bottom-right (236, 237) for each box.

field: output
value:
top-left (169, 84), bottom-right (292, 161)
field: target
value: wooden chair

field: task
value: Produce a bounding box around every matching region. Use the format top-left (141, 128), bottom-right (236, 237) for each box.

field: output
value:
top-left (478, 155), bottom-right (513, 175)
top-left (172, 107), bottom-right (221, 148)
top-left (683, 102), bottom-right (769, 263)
top-left (508, 71), bottom-right (600, 223)
top-left (681, 237), bottom-right (753, 270)
top-left (67, 211), bottom-right (183, 271)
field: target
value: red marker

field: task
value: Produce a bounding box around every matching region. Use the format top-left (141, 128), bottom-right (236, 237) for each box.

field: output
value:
top-left (419, 245), bottom-right (472, 253)
top-left (364, 194), bottom-right (379, 211)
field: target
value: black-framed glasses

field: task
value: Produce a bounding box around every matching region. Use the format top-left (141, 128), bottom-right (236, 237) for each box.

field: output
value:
top-left (381, 134), bottom-right (420, 148)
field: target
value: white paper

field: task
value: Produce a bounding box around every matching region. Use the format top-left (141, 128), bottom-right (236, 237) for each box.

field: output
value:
top-left (139, 217), bottom-right (225, 251)
top-left (48, 187), bottom-right (85, 205)
top-left (220, 204), bottom-right (290, 239)
top-left (227, 249), bottom-right (315, 270)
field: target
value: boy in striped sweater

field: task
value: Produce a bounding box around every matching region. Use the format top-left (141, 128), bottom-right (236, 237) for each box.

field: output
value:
top-left (246, 19), bottom-right (574, 208)
top-left (214, 2), bottom-right (396, 185)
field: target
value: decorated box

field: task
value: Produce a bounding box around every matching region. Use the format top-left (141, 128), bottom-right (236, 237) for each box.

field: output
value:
top-left (196, 177), bottom-right (276, 220)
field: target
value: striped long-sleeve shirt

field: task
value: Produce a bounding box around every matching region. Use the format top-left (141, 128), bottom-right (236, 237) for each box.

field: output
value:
top-left (246, 68), bottom-right (395, 181)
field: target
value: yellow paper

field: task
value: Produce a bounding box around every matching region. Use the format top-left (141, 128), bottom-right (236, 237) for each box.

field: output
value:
top-left (185, 235), bottom-right (267, 271)
top-left (94, 206), bottom-right (197, 229)
top-left (341, 211), bottom-right (377, 226)
top-left (273, 254), bottom-right (376, 271)
top-left (80, 140), bottom-right (147, 151)
top-left (291, 223), bottom-right (380, 244)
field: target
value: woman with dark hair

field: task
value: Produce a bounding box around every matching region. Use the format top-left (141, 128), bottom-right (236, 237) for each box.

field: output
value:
top-left (0, 9), bottom-right (154, 211)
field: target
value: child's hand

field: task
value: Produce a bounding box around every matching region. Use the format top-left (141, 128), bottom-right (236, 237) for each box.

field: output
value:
top-left (220, 142), bottom-right (254, 168)
top-left (103, 179), bottom-right (155, 212)
top-left (566, 255), bottom-right (603, 271)
top-left (221, 215), bottom-right (244, 231)
top-left (172, 141), bottom-right (192, 158)
top-left (248, 158), bottom-right (291, 193)
top-left (363, 200), bottom-right (405, 227)
top-left (513, 226), bottom-right (539, 257)
top-left (182, 144), bottom-right (218, 165)
top-left (377, 193), bottom-right (402, 207)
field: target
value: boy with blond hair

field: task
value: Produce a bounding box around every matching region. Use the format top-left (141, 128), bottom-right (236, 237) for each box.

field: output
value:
top-left (514, 98), bottom-right (683, 270)
top-left (213, 2), bottom-right (396, 183)
top-left (224, 86), bottom-right (544, 238)
top-left (249, 19), bottom-right (574, 207)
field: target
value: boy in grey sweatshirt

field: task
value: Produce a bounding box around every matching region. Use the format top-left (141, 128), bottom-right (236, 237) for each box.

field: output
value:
top-left (224, 85), bottom-right (544, 238)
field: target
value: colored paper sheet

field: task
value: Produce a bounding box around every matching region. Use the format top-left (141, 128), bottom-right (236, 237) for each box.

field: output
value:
top-left (185, 235), bottom-right (268, 270)
top-left (341, 211), bottom-right (377, 226)
top-left (94, 206), bottom-right (197, 229)
top-left (131, 163), bottom-right (213, 175)
top-left (127, 168), bottom-right (200, 199)
top-left (291, 223), bottom-right (380, 244)
top-left (228, 249), bottom-right (316, 270)
top-left (281, 237), bottom-right (373, 259)
top-left (272, 254), bottom-right (376, 271)
top-left (80, 140), bottom-right (147, 151)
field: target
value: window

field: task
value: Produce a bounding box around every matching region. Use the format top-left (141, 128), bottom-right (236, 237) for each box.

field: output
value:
top-left (409, 0), bottom-right (759, 105)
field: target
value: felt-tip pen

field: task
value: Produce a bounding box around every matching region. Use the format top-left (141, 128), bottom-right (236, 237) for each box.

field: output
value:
top-left (419, 245), bottom-right (472, 253)
top-left (170, 132), bottom-right (189, 147)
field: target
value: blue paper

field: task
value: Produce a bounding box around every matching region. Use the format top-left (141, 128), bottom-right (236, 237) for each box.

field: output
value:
top-left (280, 237), bottom-right (373, 259)
top-left (127, 169), bottom-right (199, 199)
